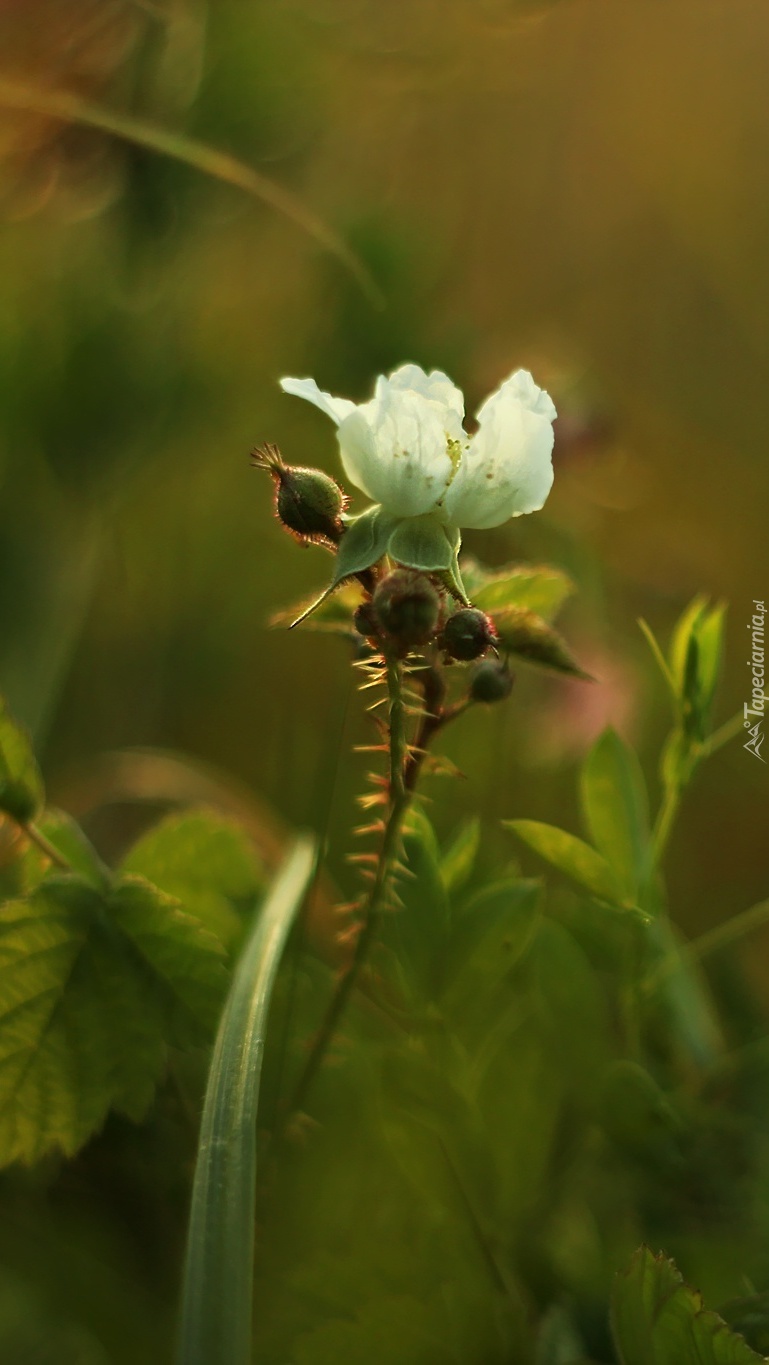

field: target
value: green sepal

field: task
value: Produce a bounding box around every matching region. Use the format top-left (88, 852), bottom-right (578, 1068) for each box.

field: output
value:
top-left (386, 512), bottom-right (457, 574)
top-left (289, 505), bottom-right (396, 627)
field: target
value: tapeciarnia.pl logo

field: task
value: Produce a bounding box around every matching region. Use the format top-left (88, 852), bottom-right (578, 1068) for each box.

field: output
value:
top-left (744, 599), bottom-right (766, 762)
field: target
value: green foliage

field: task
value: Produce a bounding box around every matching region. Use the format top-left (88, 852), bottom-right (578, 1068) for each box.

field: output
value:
top-left (438, 817), bottom-right (480, 895)
top-left (122, 808), bottom-right (265, 952)
top-left (580, 729), bottom-right (651, 904)
top-left (494, 606), bottom-right (590, 678)
top-left (462, 561), bottom-right (575, 620)
top-left (611, 1248), bottom-right (763, 1365)
top-left (0, 697), bottom-right (44, 823)
top-left (0, 874), bottom-right (226, 1166)
top-left (178, 837), bottom-right (317, 1365)
top-left (505, 817), bottom-right (630, 906)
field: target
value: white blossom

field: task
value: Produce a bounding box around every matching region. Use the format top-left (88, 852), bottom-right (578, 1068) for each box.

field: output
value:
top-left (280, 363), bottom-right (556, 530)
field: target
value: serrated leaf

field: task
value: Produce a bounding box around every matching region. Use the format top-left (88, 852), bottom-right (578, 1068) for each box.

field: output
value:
top-left (504, 820), bottom-right (628, 906)
top-left (439, 818), bottom-right (480, 895)
top-left (464, 562), bottom-right (575, 621)
top-left (121, 809), bottom-right (264, 951)
top-left (494, 607), bottom-right (591, 679)
top-left (110, 876), bottom-right (227, 1043)
top-left (580, 729), bottom-right (650, 902)
top-left (611, 1246), bottom-right (763, 1365)
top-left (0, 697), bottom-right (44, 824)
top-left (387, 514), bottom-right (456, 572)
top-left (0, 874), bottom-right (227, 1166)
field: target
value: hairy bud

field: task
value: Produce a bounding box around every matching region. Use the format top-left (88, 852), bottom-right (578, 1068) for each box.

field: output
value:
top-left (252, 443), bottom-right (347, 545)
top-left (469, 658), bottom-right (514, 704)
top-left (440, 607), bottom-right (497, 662)
top-left (373, 569), bottom-right (441, 651)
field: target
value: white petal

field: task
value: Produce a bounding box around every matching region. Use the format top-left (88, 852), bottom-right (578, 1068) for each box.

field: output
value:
top-left (383, 363), bottom-right (465, 428)
top-left (443, 369), bottom-right (556, 530)
top-left (338, 382), bottom-right (454, 517)
top-left (279, 377), bottom-right (357, 426)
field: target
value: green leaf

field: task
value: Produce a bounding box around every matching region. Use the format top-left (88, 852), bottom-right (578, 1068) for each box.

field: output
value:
top-left (1, 808), bottom-right (107, 901)
top-left (387, 514), bottom-right (456, 572)
top-left (177, 836), bottom-right (317, 1365)
top-left (121, 809), bottom-right (265, 952)
top-left (464, 561), bottom-right (575, 621)
top-left (494, 607), bottom-right (591, 679)
top-left (443, 878), bottom-right (540, 999)
top-left (110, 876), bottom-right (227, 1042)
top-left (380, 807), bottom-right (450, 998)
top-left (580, 729), bottom-right (650, 902)
top-left (0, 697), bottom-right (44, 824)
top-left (611, 1246), bottom-right (763, 1365)
top-left (504, 820), bottom-right (628, 906)
top-left (695, 600), bottom-right (727, 727)
top-left (669, 596), bottom-right (709, 693)
top-left (0, 874), bottom-right (227, 1166)
top-left (439, 817), bottom-right (481, 895)
top-left (289, 508), bottom-right (396, 627)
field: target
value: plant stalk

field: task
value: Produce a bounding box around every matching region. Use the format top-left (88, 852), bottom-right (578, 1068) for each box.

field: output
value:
top-left (286, 651), bottom-right (411, 1122)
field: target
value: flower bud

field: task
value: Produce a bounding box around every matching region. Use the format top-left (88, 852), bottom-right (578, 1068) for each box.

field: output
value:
top-left (373, 568), bottom-right (441, 650)
top-left (353, 601), bottom-right (380, 641)
top-left (252, 443), bottom-right (347, 545)
top-left (469, 659), bottom-right (514, 704)
top-left (440, 608), bottom-right (497, 662)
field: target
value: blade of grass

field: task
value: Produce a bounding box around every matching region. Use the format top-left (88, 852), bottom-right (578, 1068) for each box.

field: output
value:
top-left (176, 833), bottom-right (318, 1365)
top-left (0, 77), bottom-right (383, 307)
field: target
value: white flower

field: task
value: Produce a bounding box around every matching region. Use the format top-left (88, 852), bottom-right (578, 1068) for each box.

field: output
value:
top-left (279, 362), bottom-right (556, 529)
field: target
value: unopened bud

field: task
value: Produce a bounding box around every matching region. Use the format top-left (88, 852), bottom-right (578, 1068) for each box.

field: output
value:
top-left (469, 659), bottom-right (514, 704)
top-left (252, 443), bottom-right (347, 545)
top-left (440, 607), bottom-right (497, 661)
top-left (373, 569), bottom-right (440, 650)
top-left (353, 601), bottom-right (380, 641)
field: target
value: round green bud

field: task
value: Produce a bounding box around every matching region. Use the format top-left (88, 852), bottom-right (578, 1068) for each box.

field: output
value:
top-left (252, 444), bottom-right (346, 544)
top-left (440, 608), bottom-right (497, 661)
top-left (276, 467), bottom-right (345, 542)
top-left (373, 568), bottom-right (441, 650)
top-left (469, 658), bottom-right (514, 703)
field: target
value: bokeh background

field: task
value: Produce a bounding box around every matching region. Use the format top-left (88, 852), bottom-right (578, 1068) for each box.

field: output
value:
top-left (1, 0), bottom-right (768, 936)
top-left (2, 1), bottom-right (769, 1360)
top-left (3, 0), bottom-right (767, 925)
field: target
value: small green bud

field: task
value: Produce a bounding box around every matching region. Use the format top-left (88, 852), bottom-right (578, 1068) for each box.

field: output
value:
top-left (252, 443), bottom-right (347, 545)
top-left (440, 607), bottom-right (497, 661)
top-left (469, 658), bottom-right (514, 703)
top-left (373, 568), bottom-right (441, 650)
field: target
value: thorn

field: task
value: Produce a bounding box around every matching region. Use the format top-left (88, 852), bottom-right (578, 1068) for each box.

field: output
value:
top-left (346, 852), bottom-right (379, 866)
top-left (392, 860), bottom-right (418, 881)
top-left (354, 820), bottom-right (386, 837)
top-left (352, 744), bottom-right (389, 754)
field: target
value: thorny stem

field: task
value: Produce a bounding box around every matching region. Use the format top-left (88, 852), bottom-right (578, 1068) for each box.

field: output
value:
top-left (286, 649), bottom-right (412, 1123)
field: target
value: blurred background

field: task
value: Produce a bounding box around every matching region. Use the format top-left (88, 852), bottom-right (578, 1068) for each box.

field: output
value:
top-left (2, 2), bottom-right (769, 1360)
top-left (1, 0), bottom-right (768, 939)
